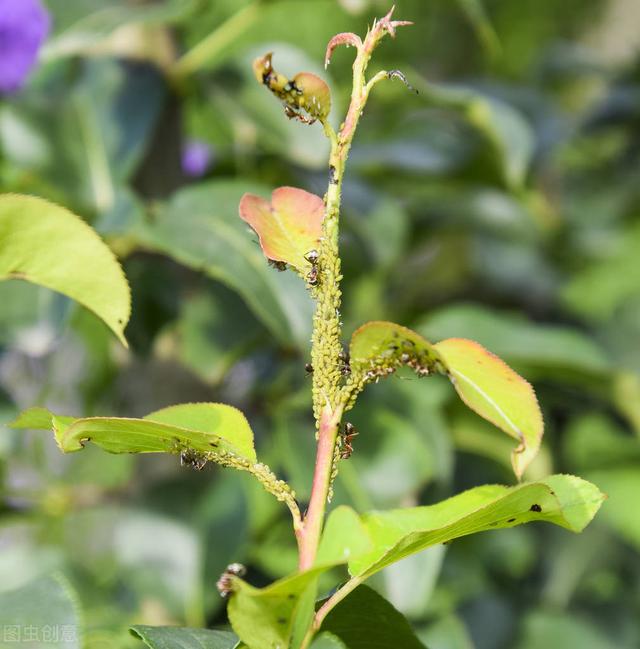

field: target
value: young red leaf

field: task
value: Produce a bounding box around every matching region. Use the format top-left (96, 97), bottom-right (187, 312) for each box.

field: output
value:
top-left (239, 186), bottom-right (324, 272)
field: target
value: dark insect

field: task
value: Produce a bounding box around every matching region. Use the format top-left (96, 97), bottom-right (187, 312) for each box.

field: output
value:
top-left (338, 349), bottom-right (351, 376)
top-left (216, 562), bottom-right (247, 598)
top-left (387, 69), bottom-right (418, 94)
top-left (307, 265), bottom-right (319, 286)
top-left (305, 249), bottom-right (320, 286)
top-left (304, 249), bottom-right (319, 264)
top-left (180, 448), bottom-right (208, 471)
top-left (329, 164), bottom-right (338, 185)
top-left (339, 422), bottom-right (359, 460)
top-left (530, 504), bottom-right (542, 513)
top-left (268, 258), bottom-right (287, 272)
top-left (507, 518), bottom-right (516, 523)
top-left (305, 362), bottom-right (314, 376)
top-left (283, 104), bottom-right (316, 124)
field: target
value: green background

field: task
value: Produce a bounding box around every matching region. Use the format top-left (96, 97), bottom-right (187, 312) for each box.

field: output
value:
top-left (1, 0), bottom-right (639, 647)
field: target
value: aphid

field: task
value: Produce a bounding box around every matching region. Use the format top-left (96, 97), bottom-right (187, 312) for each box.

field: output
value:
top-left (329, 164), bottom-right (338, 185)
top-left (216, 563), bottom-right (247, 599)
top-left (339, 422), bottom-right (359, 460)
top-left (305, 362), bottom-right (314, 376)
top-left (268, 258), bottom-right (287, 272)
top-left (305, 249), bottom-right (320, 286)
top-left (180, 448), bottom-right (208, 471)
top-left (530, 503), bottom-right (542, 513)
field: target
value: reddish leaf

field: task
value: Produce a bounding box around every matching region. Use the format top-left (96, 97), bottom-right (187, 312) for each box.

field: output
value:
top-left (239, 187), bottom-right (324, 272)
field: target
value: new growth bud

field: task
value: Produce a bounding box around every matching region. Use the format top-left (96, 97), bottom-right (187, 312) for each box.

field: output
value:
top-left (252, 52), bottom-right (331, 124)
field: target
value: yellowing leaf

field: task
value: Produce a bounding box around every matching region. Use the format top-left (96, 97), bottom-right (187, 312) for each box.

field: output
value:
top-left (239, 186), bottom-right (324, 272)
top-left (346, 321), bottom-right (543, 478)
top-left (0, 193), bottom-right (130, 345)
top-left (434, 337), bottom-right (543, 478)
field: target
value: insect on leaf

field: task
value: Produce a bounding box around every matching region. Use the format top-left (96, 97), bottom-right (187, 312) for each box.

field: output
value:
top-left (239, 186), bottom-right (324, 273)
top-left (11, 403), bottom-right (257, 463)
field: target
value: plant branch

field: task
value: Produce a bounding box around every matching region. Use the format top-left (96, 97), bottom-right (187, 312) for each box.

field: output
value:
top-left (297, 404), bottom-right (342, 571)
top-left (297, 0), bottom-right (413, 623)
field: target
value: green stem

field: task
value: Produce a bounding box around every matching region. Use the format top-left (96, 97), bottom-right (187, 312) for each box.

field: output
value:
top-left (171, 2), bottom-right (260, 79)
top-left (299, 576), bottom-right (365, 649)
top-left (297, 12), bottom-right (394, 574)
top-left (295, 11), bottom-right (412, 646)
top-left (297, 404), bottom-right (342, 571)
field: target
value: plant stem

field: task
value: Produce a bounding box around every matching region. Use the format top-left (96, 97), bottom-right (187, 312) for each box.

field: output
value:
top-left (297, 23), bottom-right (389, 569)
top-left (297, 404), bottom-right (342, 571)
top-left (171, 2), bottom-right (260, 79)
top-left (296, 10), bottom-right (413, 643)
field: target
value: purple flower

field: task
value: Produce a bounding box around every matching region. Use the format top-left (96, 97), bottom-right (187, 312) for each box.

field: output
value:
top-left (0, 0), bottom-right (50, 95)
top-left (181, 140), bottom-right (213, 178)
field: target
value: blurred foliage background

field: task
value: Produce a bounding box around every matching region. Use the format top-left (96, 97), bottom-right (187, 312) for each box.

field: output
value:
top-left (2, 0), bottom-right (640, 647)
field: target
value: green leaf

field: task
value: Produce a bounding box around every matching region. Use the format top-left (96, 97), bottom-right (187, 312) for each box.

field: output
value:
top-left (455, 0), bottom-right (501, 58)
top-left (581, 467), bottom-right (640, 549)
top-left (516, 612), bottom-right (617, 649)
top-left (316, 506), bottom-right (372, 565)
top-left (0, 193), bottom-right (130, 345)
top-left (239, 186), bottom-right (324, 272)
top-left (0, 574), bottom-right (81, 648)
top-left (561, 223), bottom-right (640, 322)
top-left (434, 337), bottom-right (543, 478)
top-left (418, 303), bottom-right (611, 377)
top-left (173, 288), bottom-right (263, 385)
top-left (320, 585), bottom-right (427, 649)
top-left (416, 80), bottom-right (534, 189)
top-left (417, 614), bottom-right (474, 649)
top-left (131, 626), bottom-right (238, 649)
top-left (322, 475), bottom-right (603, 581)
top-left (139, 181), bottom-right (313, 350)
top-left (43, 0), bottom-right (197, 60)
top-left (10, 403), bottom-right (256, 462)
top-left (311, 633), bottom-right (348, 649)
top-left (227, 566), bottom-right (329, 649)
